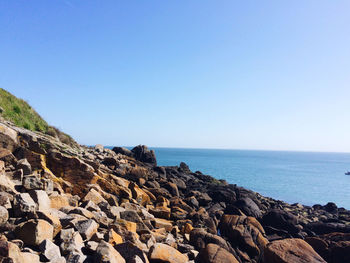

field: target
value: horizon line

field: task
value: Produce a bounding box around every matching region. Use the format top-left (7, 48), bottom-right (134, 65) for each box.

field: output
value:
top-left (98, 145), bottom-right (350, 155)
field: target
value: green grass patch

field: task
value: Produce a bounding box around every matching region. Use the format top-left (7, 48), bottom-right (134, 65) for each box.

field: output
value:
top-left (0, 88), bottom-right (49, 132)
top-left (0, 88), bottom-right (78, 147)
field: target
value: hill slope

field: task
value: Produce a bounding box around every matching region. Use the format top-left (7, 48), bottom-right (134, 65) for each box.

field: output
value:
top-left (0, 88), bottom-right (48, 132)
top-left (0, 88), bottom-right (77, 146)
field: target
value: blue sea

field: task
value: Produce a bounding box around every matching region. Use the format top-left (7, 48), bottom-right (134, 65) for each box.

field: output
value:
top-left (140, 148), bottom-right (350, 209)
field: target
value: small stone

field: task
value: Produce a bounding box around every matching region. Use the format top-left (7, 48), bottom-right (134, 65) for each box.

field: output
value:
top-left (115, 241), bottom-right (148, 263)
top-left (36, 210), bottom-right (62, 237)
top-left (29, 190), bottom-right (51, 211)
top-left (39, 239), bottom-right (63, 262)
top-left (23, 175), bottom-right (43, 190)
top-left (15, 219), bottom-right (53, 246)
top-left (153, 218), bottom-right (173, 231)
top-left (95, 240), bottom-right (126, 263)
top-left (106, 229), bottom-right (123, 245)
top-left (60, 228), bottom-right (84, 255)
top-left (49, 193), bottom-right (70, 209)
top-left (13, 193), bottom-right (36, 216)
top-left (16, 159), bottom-right (31, 175)
top-left (75, 219), bottom-right (99, 240)
top-left (0, 206), bottom-right (8, 225)
top-left (0, 192), bottom-right (12, 209)
top-left (115, 219), bottom-right (137, 233)
top-left (41, 178), bottom-right (54, 192)
top-left (95, 144), bottom-right (104, 153)
top-left (108, 206), bottom-right (125, 219)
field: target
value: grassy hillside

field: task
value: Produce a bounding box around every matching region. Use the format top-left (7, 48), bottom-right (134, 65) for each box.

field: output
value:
top-left (0, 88), bottom-right (49, 132)
top-left (0, 88), bottom-right (77, 147)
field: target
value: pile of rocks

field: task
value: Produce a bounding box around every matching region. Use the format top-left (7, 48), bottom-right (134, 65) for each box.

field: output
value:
top-left (0, 120), bottom-right (349, 262)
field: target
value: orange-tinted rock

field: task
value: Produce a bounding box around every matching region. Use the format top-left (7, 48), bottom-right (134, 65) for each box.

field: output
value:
top-left (83, 188), bottom-right (107, 205)
top-left (219, 215), bottom-right (268, 259)
top-left (116, 219), bottom-right (137, 233)
top-left (198, 243), bottom-right (239, 263)
top-left (264, 238), bottom-right (326, 263)
top-left (182, 223), bottom-right (193, 234)
top-left (15, 219), bottom-right (53, 246)
top-left (153, 218), bottom-right (173, 231)
top-left (130, 183), bottom-right (151, 206)
top-left (107, 229), bottom-right (123, 245)
top-left (36, 210), bottom-right (62, 237)
top-left (49, 193), bottom-right (70, 209)
top-left (149, 243), bottom-right (188, 263)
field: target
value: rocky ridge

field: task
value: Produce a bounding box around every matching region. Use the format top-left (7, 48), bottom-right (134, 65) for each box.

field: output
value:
top-left (0, 119), bottom-right (349, 262)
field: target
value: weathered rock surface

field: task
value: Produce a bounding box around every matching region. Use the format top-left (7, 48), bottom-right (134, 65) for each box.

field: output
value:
top-left (0, 118), bottom-right (347, 262)
top-left (149, 243), bottom-right (188, 263)
top-left (264, 238), bottom-right (326, 263)
top-left (198, 243), bottom-right (240, 263)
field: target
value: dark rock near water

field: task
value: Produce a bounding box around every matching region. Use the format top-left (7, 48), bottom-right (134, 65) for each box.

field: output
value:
top-left (131, 145), bottom-right (157, 166)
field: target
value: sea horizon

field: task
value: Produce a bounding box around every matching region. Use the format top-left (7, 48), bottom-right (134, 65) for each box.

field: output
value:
top-left (106, 146), bottom-right (350, 209)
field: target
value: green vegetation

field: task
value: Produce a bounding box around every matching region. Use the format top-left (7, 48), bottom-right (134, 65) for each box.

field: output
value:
top-left (0, 88), bottom-right (49, 132)
top-left (0, 88), bottom-right (77, 147)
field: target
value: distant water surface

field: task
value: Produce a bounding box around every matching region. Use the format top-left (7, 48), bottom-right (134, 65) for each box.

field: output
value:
top-left (126, 148), bottom-right (350, 209)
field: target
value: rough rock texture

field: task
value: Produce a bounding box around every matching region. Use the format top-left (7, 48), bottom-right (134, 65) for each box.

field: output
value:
top-left (198, 243), bottom-right (240, 263)
top-left (264, 238), bottom-right (326, 263)
top-left (0, 118), bottom-right (347, 262)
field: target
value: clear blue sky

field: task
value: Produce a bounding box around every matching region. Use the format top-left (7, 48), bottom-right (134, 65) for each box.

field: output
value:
top-left (1, 1), bottom-right (350, 152)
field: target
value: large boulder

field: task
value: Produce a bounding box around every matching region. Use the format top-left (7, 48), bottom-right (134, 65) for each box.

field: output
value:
top-left (306, 222), bottom-right (350, 235)
top-left (15, 219), bottom-right (54, 246)
top-left (264, 238), bottom-right (326, 263)
top-left (112, 147), bottom-right (133, 157)
top-left (306, 232), bottom-right (350, 263)
top-left (198, 243), bottom-right (239, 263)
top-left (219, 215), bottom-right (268, 260)
top-left (149, 243), bottom-right (188, 263)
top-left (190, 228), bottom-right (231, 252)
top-left (233, 197), bottom-right (262, 218)
top-left (131, 145), bottom-right (157, 166)
top-left (261, 209), bottom-right (300, 236)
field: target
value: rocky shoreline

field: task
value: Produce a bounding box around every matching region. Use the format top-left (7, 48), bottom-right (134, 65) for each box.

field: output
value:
top-left (0, 119), bottom-right (349, 262)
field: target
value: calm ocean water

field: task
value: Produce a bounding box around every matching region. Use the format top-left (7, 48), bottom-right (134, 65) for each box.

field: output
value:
top-left (132, 148), bottom-right (350, 209)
